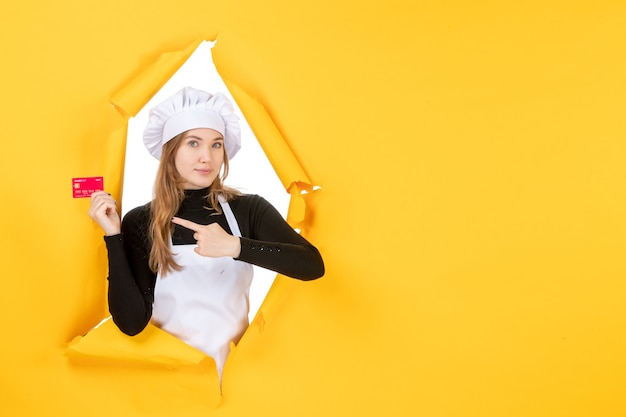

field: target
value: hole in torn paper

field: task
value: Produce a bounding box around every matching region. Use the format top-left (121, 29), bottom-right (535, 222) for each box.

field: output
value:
top-left (121, 41), bottom-right (290, 322)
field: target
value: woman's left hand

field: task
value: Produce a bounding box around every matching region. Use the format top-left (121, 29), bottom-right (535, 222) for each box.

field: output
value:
top-left (171, 217), bottom-right (242, 258)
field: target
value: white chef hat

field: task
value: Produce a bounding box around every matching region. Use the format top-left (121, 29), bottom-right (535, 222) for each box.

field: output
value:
top-left (142, 86), bottom-right (241, 160)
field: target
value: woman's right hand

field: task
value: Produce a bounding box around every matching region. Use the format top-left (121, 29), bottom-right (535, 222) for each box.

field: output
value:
top-left (88, 191), bottom-right (121, 236)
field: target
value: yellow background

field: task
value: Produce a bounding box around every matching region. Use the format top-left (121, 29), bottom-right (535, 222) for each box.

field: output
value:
top-left (1, 1), bottom-right (626, 416)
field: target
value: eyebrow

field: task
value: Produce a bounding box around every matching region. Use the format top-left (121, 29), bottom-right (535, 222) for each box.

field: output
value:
top-left (184, 135), bottom-right (224, 141)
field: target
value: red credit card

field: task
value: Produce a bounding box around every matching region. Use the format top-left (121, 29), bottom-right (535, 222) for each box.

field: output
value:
top-left (72, 176), bottom-right (104, 198)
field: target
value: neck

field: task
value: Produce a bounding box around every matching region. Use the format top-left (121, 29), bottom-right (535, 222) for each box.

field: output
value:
top-left (181, 186), bottom-right (212, 209)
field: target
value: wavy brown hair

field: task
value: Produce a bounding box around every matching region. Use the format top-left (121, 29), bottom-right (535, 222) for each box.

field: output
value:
top-left (148, 132), bottom-right (241, 275)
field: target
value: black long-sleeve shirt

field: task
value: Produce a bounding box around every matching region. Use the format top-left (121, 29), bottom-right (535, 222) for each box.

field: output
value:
top-left (104, 187), bottom-right (324, 335)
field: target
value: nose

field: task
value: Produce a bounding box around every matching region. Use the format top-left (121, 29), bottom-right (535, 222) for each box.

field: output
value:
top-left (199, 145), bottom-right (211, 163)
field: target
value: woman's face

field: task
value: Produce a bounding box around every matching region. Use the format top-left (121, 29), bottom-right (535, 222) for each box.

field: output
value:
top-left (174, 128), bottom-right (225, 190)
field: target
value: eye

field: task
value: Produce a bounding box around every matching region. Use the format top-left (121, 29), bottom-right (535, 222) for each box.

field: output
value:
top-left (187, 139), bottom-right (199, 147)
top-left (212, 141), bottom-right (223, 149)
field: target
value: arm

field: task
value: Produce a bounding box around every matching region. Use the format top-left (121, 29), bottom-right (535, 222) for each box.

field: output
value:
top-left (168, 194), bottom-right (325, 280)
top-left (234, 195), bottom-right (325, 280)
top-left (104, 205), bottom-right (156, 335)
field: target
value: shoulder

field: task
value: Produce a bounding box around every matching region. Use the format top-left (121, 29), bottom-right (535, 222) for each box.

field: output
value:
top-left (228, 193), bottom-right (274, 213)
top-left (228, 193), bottom-right (287, 231)
top-left (121, 201), bottom-right (151, 232)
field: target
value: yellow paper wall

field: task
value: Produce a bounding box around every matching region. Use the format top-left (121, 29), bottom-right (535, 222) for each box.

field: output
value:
top-left (1, 1), bottom-right (626, 416)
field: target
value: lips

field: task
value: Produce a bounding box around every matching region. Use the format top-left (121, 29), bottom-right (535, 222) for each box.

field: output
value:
top-left (195, 168), bottom-right (213, 175)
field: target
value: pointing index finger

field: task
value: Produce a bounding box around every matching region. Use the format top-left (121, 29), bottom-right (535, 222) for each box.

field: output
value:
top-left (171, 217), bottom-right (201, 232)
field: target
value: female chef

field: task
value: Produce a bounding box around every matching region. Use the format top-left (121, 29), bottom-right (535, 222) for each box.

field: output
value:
top-left (88, 86), bottom-right (324, 375)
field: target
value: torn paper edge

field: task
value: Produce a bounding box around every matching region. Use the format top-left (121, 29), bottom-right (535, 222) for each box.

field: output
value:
top-left (67, 38), bottom-right (323, 393)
